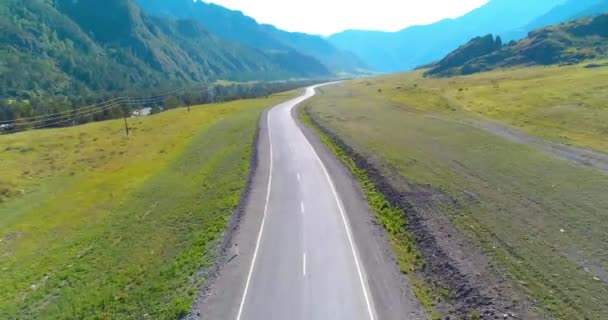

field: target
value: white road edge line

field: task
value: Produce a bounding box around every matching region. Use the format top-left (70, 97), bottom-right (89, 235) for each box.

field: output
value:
top-left (303, 253), bottom-right (307, 276)
top-left (235, 109), bottom-right (275, 320)
top-left (295, 85), bottom-right (377, 320)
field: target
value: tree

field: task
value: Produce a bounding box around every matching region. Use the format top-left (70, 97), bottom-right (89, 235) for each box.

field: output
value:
top-left (0, 101), bottom-right (15, 123)
top-left (164, 96), bottom-right (181, 110)
top-left (150, 105), bottom-right (162, 114)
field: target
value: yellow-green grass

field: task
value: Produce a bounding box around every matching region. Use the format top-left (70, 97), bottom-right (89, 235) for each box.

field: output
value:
top-left (351, 61), bottom-right (608, 152)
top-left (0, 91), bottom-right (297, 319)
top-left (307, 80), bottom-right (608, 319)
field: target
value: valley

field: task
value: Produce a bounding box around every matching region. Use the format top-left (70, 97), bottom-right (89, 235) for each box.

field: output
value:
top-left (1, 0), bottom-right (607, 319)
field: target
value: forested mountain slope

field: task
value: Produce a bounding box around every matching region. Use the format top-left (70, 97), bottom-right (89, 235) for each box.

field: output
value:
top-left (135, 0), bottom-right (368, 73)
top-left (0, 0), bottom-right (329, 98)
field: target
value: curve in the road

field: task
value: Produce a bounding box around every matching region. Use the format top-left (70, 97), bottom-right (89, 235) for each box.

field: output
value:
top-left (236, 85), bottom-right (376, 320)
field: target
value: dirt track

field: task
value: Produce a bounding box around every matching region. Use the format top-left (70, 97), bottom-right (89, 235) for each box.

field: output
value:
top-left (471, 120), bottom-right (608, 173)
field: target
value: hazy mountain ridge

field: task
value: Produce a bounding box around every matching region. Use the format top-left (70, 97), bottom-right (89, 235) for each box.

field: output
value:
top-left (135, 0), bottom-right (368, 73)
top-left (0, 0), bottom-right (329, 98)
top-left (425, 13), bottom-right (608, 77)
top-left (502, 0), bottom-right (608, 41)
top-left (328, 0), bottom-right (570, 72)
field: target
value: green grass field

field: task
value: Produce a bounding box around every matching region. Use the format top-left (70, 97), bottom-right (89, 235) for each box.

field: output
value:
top-left (306, 64), bottom-right (608, 319)
top-left (0, 91), bottom-right (296, 319)
top-left (356, 61), bottom-right (608, 152)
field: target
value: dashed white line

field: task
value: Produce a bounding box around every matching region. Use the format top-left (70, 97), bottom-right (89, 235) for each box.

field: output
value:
top-left (300, 201), bottom-right (305, 214)
top-left (292, 85), bottom-right (377, 320)
top-left (297, 172), bottom-right (301, 182)
top-left (236, 84), bottom-right (373, 320)
top-left (236, 89), bottom-right (318, 320)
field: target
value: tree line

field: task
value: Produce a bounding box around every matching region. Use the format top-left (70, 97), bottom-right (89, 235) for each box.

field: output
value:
top-left (0, 80), bottom-right (323, 133)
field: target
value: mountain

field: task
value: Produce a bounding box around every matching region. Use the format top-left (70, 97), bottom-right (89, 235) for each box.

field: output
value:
top-left (135, 0), bottom-right (368, 73)
top-left (328, 0), bottom-right (566, 72)
top-left (0, 0), bottom-right (329, 98)
top-left (425, 13), bottom-right (608, 77)
top-left (577, 1), bottom-right (608, 17)
top-left (422, 35), bottom-right (504, 76)
top-left (503, 0), bottom-right (608, 41)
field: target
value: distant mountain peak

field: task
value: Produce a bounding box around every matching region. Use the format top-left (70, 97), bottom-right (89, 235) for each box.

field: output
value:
top-left (328, 0), bottom-right (575, 72)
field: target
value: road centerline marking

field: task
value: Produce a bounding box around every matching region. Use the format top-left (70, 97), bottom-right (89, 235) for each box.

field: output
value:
top-left (291, 84), bottom-right (377, 320)
top-left (300, 201), bottom-right (305, 214)
top-left (297, 173), bottom-right (301, 181)
top-left (303, 253), bottom-right (307, 276)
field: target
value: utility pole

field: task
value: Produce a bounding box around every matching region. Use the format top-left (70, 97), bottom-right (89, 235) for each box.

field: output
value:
top-left (123, 115), bottom-right (129, 137)
top-left (186, 89), bottom-right (191, 113)
top-left (123, 99), bottom-right (130, 137)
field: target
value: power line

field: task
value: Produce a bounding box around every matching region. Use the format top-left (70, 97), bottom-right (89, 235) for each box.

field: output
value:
top-left (32, 102), bottom-right (124, 129)
top-left (0, 87), bottom-right (189, 125)
top-left (21, 101), bottom-right (125, 128)
top-left (1, 87), bottom-right (200, 133)
top-left (1, 81), bottom-right (291, 134)
top-left (0, 97), bottom-right (125, 124)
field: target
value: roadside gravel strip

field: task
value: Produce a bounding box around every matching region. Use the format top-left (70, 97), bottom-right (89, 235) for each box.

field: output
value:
top-left (192, 86), bottom-right (425, 320)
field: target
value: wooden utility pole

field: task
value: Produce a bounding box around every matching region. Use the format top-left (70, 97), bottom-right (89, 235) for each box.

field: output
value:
top-left (123, 115), bottom-right (129, 136)
top-left (123, 99), bottom-right (132, 137)
top-left (186, 89), bottom-right (191, 113)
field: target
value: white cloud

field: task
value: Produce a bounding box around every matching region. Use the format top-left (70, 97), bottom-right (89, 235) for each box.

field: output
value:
top-left (205, 0), bottom-right (489, 35)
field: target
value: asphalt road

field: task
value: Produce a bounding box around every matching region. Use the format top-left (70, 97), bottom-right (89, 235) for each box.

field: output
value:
top-left (235, 85), bottom-right (376, 320)
top-left (194, 85), bottom-right (425, 320)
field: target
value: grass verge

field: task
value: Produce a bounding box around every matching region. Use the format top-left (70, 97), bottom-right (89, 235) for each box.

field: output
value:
top-left (0, 91), bottom-right (297, 319)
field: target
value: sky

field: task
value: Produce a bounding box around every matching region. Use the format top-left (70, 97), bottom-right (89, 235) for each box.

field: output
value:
top-left (205, 0), bottom-right (489, 35)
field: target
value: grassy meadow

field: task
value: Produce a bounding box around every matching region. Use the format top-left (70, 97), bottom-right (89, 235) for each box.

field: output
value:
top-left (362, 61), bottom-right (608, 152)
top-left (305, 63), bottom-right (608, 319)
top-left (0, 91), bottom-right (297, 319)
